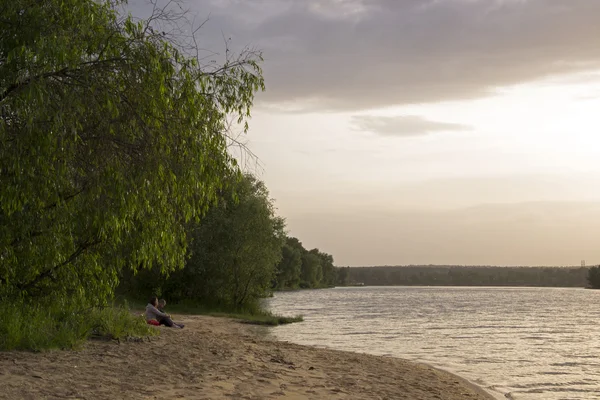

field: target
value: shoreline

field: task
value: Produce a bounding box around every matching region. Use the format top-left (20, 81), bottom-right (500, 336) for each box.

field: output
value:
top-left (258, 328), bottom-right (504, 400)
top-left (427, 366), bottom-right (505, 400)
top-left (0, 314), bottom-right (498, 399)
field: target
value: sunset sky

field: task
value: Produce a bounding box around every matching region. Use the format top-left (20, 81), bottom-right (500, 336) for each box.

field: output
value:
top-left (131, 0), bottom-right (600, 266)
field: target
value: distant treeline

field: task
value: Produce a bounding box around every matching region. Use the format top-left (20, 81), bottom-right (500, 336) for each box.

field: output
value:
top-left (342, 265), bottom-right (589, 287)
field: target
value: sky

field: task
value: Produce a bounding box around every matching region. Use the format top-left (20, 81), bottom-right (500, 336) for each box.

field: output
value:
top-left (131, 0), bottom-right (600, 266)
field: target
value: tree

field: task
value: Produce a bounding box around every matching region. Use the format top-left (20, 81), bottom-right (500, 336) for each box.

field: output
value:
top-left (0, 0), bottom-right (263, 305)
top-left (275, 241), bottom-right (302, 289)
top-left (310, 249), bottom-right (336, 287)
top-left (300, 252), bottom-right (322, 288)
top-left (588, 266), bottom-right (600, 289)
top-left (167, 174), bottom-right (285, 309)
top-left (337, 266), bottom-right (350, 286)
top-left (271, 237), bottom-right (337, 289)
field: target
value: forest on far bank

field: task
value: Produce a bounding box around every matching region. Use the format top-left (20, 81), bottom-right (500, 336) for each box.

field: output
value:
top-left (339, 265), bottom-right (589, 288)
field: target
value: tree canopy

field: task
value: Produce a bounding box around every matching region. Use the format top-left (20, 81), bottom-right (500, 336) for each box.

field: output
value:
top-left (0, 0), bottom-right (263, 305)
top-left (0, 0), bottom-right (340, 351)
top-left (165, 173), bottom-right (286, 309)
top-left (274, 237), bottom-right (338, 289)
top-left (118, 172), bottom-right (340, 310)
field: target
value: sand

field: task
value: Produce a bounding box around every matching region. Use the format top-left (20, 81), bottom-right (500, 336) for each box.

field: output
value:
top-left (0, 315), bottom-right (496, 400)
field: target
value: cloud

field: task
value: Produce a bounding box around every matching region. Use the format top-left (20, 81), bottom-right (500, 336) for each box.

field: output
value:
top-left (352, 115), bottom-right (470, 137)
top-left (129, 0), bottom-right (600, 111)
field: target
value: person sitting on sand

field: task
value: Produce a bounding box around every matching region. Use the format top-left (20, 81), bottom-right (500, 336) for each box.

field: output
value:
top-left (145, 296), bottom-right (184, 329)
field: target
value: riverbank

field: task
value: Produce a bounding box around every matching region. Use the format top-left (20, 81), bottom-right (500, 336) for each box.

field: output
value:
top-left (0, 315), bottom-right (495, 399)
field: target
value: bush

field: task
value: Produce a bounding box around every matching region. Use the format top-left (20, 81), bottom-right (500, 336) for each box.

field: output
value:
top-left (0, 300), bottom-right (154, 351)
top-left (0, 302), bottom-right (86, 351)
top-left (88, 302), bottom-right (156, 341)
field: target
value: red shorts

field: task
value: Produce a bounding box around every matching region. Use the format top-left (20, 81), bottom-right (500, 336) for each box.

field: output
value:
top-left (147, 319), bottom-right (160, 326)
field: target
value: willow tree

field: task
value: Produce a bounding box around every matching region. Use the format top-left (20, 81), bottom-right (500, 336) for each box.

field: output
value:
top-left (0, 0), bottom-right (263, 304)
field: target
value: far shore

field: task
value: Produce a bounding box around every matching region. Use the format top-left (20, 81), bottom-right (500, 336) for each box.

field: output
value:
top-left (0, 315), bottom-right (498, 399)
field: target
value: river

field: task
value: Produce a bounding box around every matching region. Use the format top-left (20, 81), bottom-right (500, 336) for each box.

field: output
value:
top-left (263, 286), bottom-right (600, 399)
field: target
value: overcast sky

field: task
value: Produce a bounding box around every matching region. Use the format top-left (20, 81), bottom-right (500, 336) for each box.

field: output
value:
top-left (132, 0), bottom-right (600, 266)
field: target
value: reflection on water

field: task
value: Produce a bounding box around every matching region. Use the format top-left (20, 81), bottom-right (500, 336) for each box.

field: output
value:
top-left (263, 287), bottom-right (600, 400)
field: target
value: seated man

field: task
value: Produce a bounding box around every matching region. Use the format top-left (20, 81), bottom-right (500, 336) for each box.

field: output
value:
top-left (157, 298), bottom-right (184, 329)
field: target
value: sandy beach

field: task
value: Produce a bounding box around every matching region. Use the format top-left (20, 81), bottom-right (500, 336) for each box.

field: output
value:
top-left (0, 315), bottom-right (496, 399)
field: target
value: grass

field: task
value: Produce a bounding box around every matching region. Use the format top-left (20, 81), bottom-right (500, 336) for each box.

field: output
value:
top-left (275, 285), bottom-right (335, 292)
top-left (0, 294), bottom-right (303, 351)
top-left (136, 299), bottom-right (304, 326)
top-left (208, 312), bottom-right (303, 326)
top-left (87, 302), bottom-right (156, 341)
top-left (0, 300), bottom-right (156, 351)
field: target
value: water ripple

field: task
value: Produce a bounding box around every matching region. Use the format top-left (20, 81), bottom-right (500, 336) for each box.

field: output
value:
top-left (263, 287), bottom-right (600, 400)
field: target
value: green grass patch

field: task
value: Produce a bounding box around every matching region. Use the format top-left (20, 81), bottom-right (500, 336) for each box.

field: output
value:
top-left (152, 300), bottom-right (303, 326)
top-left (87, 302), bottom-right (156, 341)
top-left (0, 300), bottom-right (155, 351)
top-left (208, 312), bottom-right (303, 326)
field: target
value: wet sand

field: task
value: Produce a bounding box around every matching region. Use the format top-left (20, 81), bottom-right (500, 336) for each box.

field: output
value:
top-left (0, 315), bottom-right (496, 399)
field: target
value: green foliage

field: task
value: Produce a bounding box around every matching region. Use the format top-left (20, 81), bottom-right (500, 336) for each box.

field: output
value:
top-left (152, 174), bottom-right (286, 309)
top-left (163, 297), bottom-right (265, 316)
top-left (0, 300), bottom-right (153, 351)
top-left (88, 302), bottom-right (156, 341)
top-left (0, 0), bottom-right (263, 305)
top-left (234, 313), bottom-right (304, 326)
top-left (0, 301), bottom-right (86, 351)
top-left (345, 265), bottom-right (589, 287)
top-left (275, 240), bottom-right (302, 289)
top-left (300, 252), bottom-right (322, 288)
top-left (272, 236), bottom-right (337, 290)
top-left (118, 264), bottom-right (166, 302)
top-left (117, 172), bottom-right (338, 314)
top-left (310, 248), bottom-right (336, 287)
top-left (337, 266), bottom-right (350, 286)
top-left (587, 266), bottom-right (600, 289)
top-left (157, 300), bottom-right (302, 326)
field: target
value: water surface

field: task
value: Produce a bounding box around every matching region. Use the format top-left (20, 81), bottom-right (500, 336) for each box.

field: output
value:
top-left (263, 287), bottom-right (600, 399)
